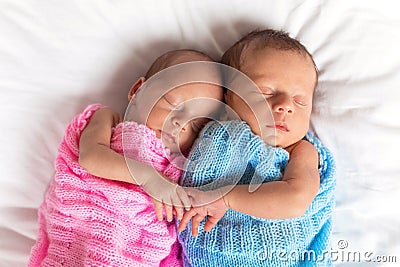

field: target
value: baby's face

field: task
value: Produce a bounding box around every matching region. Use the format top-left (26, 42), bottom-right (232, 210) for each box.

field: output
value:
top-left (146, 82), bottom-right (223, 153)
top-left (226, 48), bottom-right (317, 148)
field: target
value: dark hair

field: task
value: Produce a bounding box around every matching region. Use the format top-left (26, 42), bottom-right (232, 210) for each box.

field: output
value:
top-left (221, 29), bottom-right (318, 83)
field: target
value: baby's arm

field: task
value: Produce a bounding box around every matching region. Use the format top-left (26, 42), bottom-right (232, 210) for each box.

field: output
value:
top-left (179, 140), bottom-right (320, 235)
top-left (79, 108), bottom-right (190, 221)
top-left (79, 108), bottom-right (135, 183)
top-left (224, 140), bottom-right (320, 219)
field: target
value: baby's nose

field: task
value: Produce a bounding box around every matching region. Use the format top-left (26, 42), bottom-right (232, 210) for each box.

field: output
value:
top-left (172, 117), bottom-right (181, 127)
top-left (171, 116), bottom-right (188, 132)
top-left (273, 95), bottom-right (293, 114)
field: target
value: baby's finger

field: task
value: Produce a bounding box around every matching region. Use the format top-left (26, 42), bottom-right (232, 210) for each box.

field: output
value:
top-left (174, 206), bottom-right (183, 220)
top-left (204, 216), bottom-right (219, 232)
top-left (164, 202), bottom-right (173, 222)
top-left (176, 186), bottom-right (191, 210)
top-left (153, 201), bottom-right (164, 221)
top-left (178, 209), bottom-right (196, 231)
top-left (170, 192), bottom-right (184, 220)
top-left (191, 213), bottom-right (205, 237)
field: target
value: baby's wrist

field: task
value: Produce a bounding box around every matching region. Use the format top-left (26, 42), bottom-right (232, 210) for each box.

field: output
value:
top-left (222, 195), bottom-right (230, 209)
top-left (216, 186), bottom-right (231, 209)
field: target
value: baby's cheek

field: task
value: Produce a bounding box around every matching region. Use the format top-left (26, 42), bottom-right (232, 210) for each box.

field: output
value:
top-left (246, 119), bottom-right (262, 138)
top-left (178, 131), bottom-right (196, 151)
top-left (154, 130), bottom-right (162, 139)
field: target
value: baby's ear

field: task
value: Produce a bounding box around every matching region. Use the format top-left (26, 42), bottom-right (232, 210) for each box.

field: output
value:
top-left (224, 89), bottom-right (232, 103)
top-left (128, 77), bottom-right (146, 101)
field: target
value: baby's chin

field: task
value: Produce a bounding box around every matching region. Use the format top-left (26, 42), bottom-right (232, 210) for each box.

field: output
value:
top-left (167, 146), bottom-right (181, 154)
top-left (164, 142), bottom-right (189, 155)
top-left (262, 135), bottom-right (279, 147)
top-left (256, 128), bottom-right (280, 147)
top-left (261, 132), bottom-right (291, 148)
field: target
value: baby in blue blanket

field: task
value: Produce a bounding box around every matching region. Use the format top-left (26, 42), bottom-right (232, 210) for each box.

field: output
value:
top-left (177, 29), bottom-right (336, 266)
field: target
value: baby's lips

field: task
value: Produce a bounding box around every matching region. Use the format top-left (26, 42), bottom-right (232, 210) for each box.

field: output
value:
top-left (266, 122), bottom-right (289, 132)
top-left (161, 131), bottom-right (176, 144)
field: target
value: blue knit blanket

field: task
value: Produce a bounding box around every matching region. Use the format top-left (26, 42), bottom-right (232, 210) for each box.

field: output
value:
top-left (178, 120), bottom-right (336, 267)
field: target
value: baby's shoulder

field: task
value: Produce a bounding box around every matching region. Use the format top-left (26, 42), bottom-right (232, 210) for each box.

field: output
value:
top-left (285, 140), bottom-right (318, 165)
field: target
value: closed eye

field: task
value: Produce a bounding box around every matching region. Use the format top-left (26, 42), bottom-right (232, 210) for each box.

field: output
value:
top-left (260, 87), bottom-right (274, 98)
top-left (163, 96), bottom-right (177, 107)
top-left (262, 92), bottom-right (274, 98)
top-left (293, 96), bottom-right (308, 106)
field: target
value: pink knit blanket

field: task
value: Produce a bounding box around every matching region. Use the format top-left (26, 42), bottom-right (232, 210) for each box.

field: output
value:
top-left (28, 104), bottom-right (183, 267)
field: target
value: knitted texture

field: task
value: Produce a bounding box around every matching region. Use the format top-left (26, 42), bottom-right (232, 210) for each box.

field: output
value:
top-left (28, 104), bottom-right (183, 267)
top-left (178, 120), bottom-right (336, 267)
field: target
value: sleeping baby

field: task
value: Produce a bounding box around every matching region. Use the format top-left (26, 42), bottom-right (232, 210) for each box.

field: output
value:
top-left (177, 29), bottom-right (336, 267)
top-left (28, 49), bottom-right (223, 267)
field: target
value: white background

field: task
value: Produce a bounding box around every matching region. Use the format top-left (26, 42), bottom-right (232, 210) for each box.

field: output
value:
top-left (1, 1), bottom-right (399, 266)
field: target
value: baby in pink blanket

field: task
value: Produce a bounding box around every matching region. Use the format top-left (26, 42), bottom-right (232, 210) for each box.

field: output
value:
top-left (28, 49), bottom-right (223, 266)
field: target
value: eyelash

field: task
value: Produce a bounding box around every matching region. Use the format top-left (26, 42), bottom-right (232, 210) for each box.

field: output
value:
top-left (262, 93), bottom-right (274, 98)
top-left (262, 93), bottom-right (307, 106)
top-left (294, 98), bottom-right (307, 106)
top-left (163, 96), bottom-right (176, 107)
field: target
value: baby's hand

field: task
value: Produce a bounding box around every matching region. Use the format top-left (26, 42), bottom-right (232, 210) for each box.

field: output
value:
top-left (178, 188), bottom-right (229, 236)
top-left (142, 175), bottom-right (191, 222)
top-left (126, 157), bottom-right (192, 222)
top-left (148, 184), bottom-right (190, 222)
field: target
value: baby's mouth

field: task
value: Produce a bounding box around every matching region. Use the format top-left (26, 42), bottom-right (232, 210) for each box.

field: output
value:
top-left (161, 131), bottom-right (176, 144)
top-left (266, 122), bottom-right (289, 132)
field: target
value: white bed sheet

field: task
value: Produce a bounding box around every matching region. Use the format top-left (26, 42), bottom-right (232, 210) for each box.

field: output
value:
top-left (1, 0), bottom-right (400, 266)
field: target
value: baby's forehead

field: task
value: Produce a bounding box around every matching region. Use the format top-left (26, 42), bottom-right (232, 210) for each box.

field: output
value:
top-left (167, 61), bottom-right (221, 80)
top-left (144, 60), bottom-right (225, 105)
top-left (167, 82), bottom-right (223, 99)
top-left (155, 62), bottom-right (222, 92)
